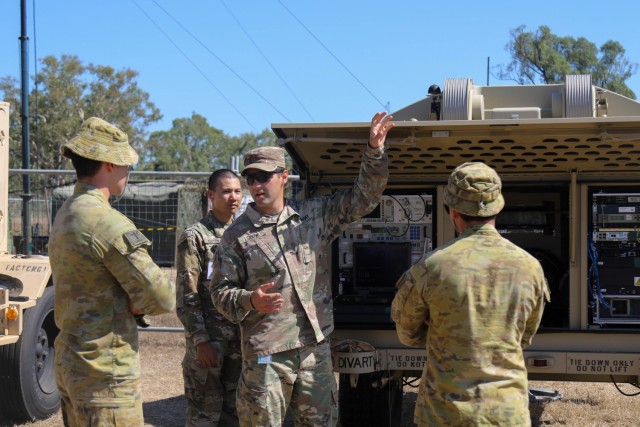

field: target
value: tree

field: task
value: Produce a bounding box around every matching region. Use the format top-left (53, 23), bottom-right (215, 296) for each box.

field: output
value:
top-left (495, 25), bottom-right (637, 99)
top-left (142, 113), bottom-right (276, 172)
top-left (0, 54), bottom-right (162, 176)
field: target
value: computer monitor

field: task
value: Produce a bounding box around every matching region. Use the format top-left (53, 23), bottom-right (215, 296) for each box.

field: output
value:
top-left (352, 242), bottom-right (412, 293)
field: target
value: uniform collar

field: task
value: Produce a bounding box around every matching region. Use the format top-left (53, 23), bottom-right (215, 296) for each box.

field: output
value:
top-left (73, 182), bottom-right (110, 205)
top-left (245, 201), bottom-right (299, 227)
top-left (460, 223), bottom-right (499, 237)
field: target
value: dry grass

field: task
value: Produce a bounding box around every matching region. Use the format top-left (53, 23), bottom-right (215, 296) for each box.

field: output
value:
top-left (12, 311), bottom-right (640, 427)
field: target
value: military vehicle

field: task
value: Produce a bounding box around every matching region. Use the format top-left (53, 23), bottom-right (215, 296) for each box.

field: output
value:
top-left (273, 75), bottom-right (640, 426)
top-left (0, 101), bottom-right (60, 422)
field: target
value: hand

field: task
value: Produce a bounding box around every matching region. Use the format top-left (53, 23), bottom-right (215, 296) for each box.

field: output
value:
top-left (250, 283), bottom-right (284, 314)
top-left (196, 342), bottom-right (217, 368)
top-left (369, 112), bottom-right (395, 148)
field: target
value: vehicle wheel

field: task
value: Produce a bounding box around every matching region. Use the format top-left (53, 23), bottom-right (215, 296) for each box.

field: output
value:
top-left (0, 287), bottom-right (60, 422)
top-left (338, 372), bottom-right (402, 427)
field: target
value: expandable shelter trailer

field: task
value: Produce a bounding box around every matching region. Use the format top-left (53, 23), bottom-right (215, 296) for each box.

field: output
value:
top-left (273, 75), bottom-right (640, 425)
top-left (0, 102), bottom-right (60, 422)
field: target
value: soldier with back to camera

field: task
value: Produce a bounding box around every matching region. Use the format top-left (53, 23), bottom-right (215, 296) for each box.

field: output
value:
top-left (391, 161), bottom-right (550, 426)
top-left (209, 112), bottom-right (394, 426)
top-left (176, 169), bottom-right (243, 427)
top-left (49, 117), bottom-right (176, 426)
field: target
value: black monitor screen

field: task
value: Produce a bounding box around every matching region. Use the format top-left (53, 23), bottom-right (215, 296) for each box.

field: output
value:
top-left (361, 203), bottom-right (381, 220)
top-left (352, 242), bottom-right (412, 292)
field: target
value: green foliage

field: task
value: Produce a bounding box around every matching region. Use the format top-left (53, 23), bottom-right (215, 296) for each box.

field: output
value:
top-left (496, 25), bottom-right (637, 99)
top-left (1, 54), bottom-right (279, 179)
top-left (140, 114), bottom-right (276, 172)
top-left (0, 54), bottom-right (162, 176)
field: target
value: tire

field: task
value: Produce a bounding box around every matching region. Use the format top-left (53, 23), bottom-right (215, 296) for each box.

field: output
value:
top-left (0, 287), bottom-right (60, 422)
top-left (338, 372), bottom-right (403, 427)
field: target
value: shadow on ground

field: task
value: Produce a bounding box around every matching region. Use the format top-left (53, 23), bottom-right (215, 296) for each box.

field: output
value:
top-left (143, 396), bottom-right (186, 427)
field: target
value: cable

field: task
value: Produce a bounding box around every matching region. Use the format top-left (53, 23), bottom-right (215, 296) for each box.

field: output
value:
top-left (411, 194), bottom-right (429, 222)
top-left (219, 0), bottom-right (315, 122)
top-left (149, 0), bottom-right (291, 122)
top-left (403, 376), bottom-right (420, 388)
top-left (385, 195), bottom-right (409, 237)
top-left (587, 234), bottom-right (611, 310)
top-left (276, 0), bottom-right (388, 110)
top-left (610, 375), bottom-right (640, 396)
top-left (131, 0), bottom-right (258, 131)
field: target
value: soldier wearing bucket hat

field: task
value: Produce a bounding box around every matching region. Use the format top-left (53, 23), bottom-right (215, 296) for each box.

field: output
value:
top-left (62, 117), bottom-right (139, 166)
top-left (49, 117), bottom-right (175, 426)
top-left (210, 112), bottom-right (395, 426)
top-left (392, 162), bottom-right (549, 426)
top-left (443, 161), bottom-right (505, 218)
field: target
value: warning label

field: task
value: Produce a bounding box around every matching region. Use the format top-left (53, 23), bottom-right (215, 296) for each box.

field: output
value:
top-left (566, 353), bottom-right (639, 374)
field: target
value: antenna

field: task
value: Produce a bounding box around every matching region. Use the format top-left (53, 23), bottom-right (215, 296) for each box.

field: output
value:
top-left (19, 0), bottom-right (32, 254)
top-left (486, 56), bottom-right (490, 86)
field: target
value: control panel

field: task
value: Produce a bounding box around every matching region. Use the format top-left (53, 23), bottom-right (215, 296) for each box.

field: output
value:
top-left (590, 191), bottom-right (640, 325)
top-left (333, 194), bottom-right (433, 326)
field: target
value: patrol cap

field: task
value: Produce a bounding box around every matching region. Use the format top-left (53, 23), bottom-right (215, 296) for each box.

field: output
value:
top-left (62, 117), bottom-right (139, 166)
top-left (444, 162), bottom-right (505, 217)
top-left (241, 146), bottom-right (286, 176)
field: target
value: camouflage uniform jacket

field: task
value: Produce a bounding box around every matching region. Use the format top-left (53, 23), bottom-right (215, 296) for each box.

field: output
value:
top-left (210, 145), bottom-right (388, 358)
top-left (176, 211), bottom-right (239, 345)
top-left (49, 182), bottom-right (176, 379)
top-left (391, 224), bottom-right (550, 426)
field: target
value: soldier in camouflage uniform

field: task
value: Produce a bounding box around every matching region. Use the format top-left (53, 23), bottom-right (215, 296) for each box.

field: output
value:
top-left (176, 169), bottom-right (243, 427)
top-left (391, 162), bottom-right (550, 427)
top-left (209, 112), bottom-right (395, 427)
top-left (49, 117), bottom-right (176, 427)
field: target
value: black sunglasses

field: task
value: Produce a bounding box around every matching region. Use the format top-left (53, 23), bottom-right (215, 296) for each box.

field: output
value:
top-left (245, 168), bottom-right (283, 185)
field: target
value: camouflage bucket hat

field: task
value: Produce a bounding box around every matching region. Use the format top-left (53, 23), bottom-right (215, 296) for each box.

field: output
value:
top-left (62, 117), bottom-right (139, 166)
top-left (444, 162), bottom-right (505, 217)
top-left (241, 146), bottom-right (286, 175)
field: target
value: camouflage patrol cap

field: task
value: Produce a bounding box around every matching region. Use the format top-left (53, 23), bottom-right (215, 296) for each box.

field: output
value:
top-left (241, 146), bottom-right (286, 175)
top-left (62, 117), bottom-right (139, 166)
top-left (444, 162), bottom-right (505, 217)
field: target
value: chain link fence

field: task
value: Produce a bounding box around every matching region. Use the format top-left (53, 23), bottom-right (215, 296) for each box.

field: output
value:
top-left (7, 170), bottom-right (216, 266)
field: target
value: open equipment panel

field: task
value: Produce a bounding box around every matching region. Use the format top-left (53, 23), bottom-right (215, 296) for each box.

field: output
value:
top-left (273, 75), bottom-right (640, 425)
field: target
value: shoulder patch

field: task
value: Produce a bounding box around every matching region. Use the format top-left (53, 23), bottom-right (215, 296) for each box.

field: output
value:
top-left (123, 230), bottom-right (151, 249)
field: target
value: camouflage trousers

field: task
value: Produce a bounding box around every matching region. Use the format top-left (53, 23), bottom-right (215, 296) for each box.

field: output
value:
top-left (237, 339), bottom-right (338, 427)
top-left (55, 365), bottom-right (143, 427)
top-left (182, 339), bottom-right (242, 427)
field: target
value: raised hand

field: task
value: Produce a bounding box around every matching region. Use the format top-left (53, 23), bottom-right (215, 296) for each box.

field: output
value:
top-left (369, 112), bottom-right (395, 148)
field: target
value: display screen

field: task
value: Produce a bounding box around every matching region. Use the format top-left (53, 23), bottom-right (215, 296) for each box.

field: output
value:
top-left (361, 203), bottom-right (382, 220)
top-left (352, 242), bottom-right (412, 292)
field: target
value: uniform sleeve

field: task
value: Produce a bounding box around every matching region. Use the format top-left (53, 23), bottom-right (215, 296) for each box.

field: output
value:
top-left (391, 267), bottom-right (429, 347)
top-left (321, 144), bottom-right (389, 242)
top-left (175, 228), bottom-right (210, 346)
top-left (104, 227), bottom-right (176, 316)
top-left (521, 268), bottom-right (551, 349)
top-left (209, 237), bottom-right (254, 324)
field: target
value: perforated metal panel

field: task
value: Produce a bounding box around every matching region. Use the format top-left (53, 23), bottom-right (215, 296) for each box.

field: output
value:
top-left (274, 117), bottom-right (640, 184)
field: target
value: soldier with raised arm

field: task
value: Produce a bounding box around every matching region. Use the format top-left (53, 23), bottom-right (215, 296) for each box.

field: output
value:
top-left (209, 112), bottom-right (394, 426)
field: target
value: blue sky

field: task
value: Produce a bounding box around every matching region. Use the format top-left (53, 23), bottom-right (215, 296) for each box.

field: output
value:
top-left (2, 0), bottom-right (640, 136)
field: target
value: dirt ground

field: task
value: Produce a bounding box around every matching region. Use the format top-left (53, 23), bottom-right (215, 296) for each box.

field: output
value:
top-left (9, 312), bottom-right (640, 427)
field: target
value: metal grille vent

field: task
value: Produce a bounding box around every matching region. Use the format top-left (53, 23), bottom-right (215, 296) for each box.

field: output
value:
top-left (303, 135), bottom-right (640, 176)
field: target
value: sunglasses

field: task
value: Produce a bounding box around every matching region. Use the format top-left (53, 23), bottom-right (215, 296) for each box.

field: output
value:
top-left (245, 168), bottom-right (284, 185)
